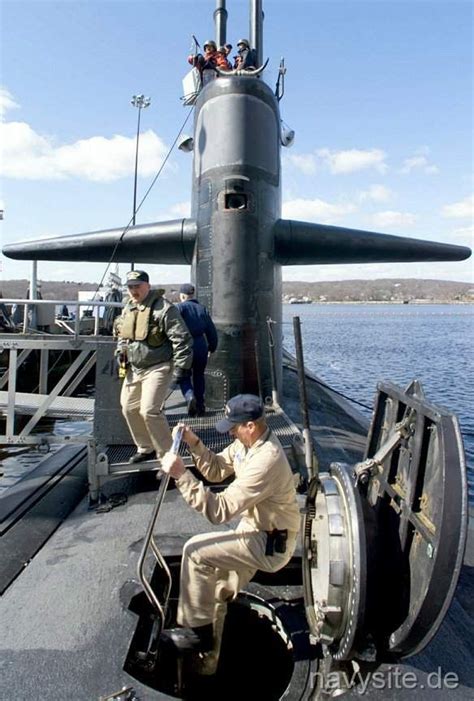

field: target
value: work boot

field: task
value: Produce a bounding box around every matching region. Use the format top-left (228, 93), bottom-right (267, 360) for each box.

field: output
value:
top-left (185, 390), bottom-right (197, 418)
top-left (162, 624), bottom-right (214, 653)
top-left (192, 604), bottom-right (227, 676)
top-left (128, 450), bottom-right (157, 464)
top-left (192, 650), bottom-right (220, 676)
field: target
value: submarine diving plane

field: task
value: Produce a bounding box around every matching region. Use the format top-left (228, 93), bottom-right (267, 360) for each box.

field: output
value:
top-left (1, 1), bottom-right (471, 699)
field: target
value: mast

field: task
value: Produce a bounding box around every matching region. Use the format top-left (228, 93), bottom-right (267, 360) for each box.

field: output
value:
top-left (249, 0), bottom-right (263, 67)
top-left (214, 0), bottom-right (227, 49)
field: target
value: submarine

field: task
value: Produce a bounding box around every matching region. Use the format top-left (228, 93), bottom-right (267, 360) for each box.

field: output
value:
top-left (1, 1), bottom-right (472, 699)
top-left (2, 0), bottom-right (470, 404)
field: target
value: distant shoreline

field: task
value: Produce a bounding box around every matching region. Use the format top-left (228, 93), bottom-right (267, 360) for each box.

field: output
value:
top-left (2, 278), bottom-right (473, 306)
top-left (283, 300), bottom-right (473, 305)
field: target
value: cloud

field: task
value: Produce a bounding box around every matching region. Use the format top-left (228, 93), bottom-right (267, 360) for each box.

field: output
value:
top-left (400, 156), bottom-right (439, 174)
top-left (285, 153), bottom-right (318, 175)
top-left (400, 146), bottom-right (439, 175)
top-left (1, 121), bottom-right (169, 182)
top-left (372, 211), bottom-right (417, 228)
top-left (155, 201), bottom-right (191, 219)
top-left (283, 197), bottom-right (356, 223)
top-left (441, 194), bottom-right (474, 219)
top-left (447, 224), bottom-right (474, 245)
top-left (317, 148), bottom-right (388, 174)
top-left (359, 184), bottom-right (392, 203)
top-left (0, 87), bottom-right (19, 118)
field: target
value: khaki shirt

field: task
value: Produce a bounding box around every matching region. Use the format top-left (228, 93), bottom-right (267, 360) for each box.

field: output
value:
top-left (175, 428), bottom-right (301, 532)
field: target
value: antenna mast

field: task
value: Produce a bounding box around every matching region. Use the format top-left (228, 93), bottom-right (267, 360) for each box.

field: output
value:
top-left (214, 0), bottom-right (228, 48)
top-left (250, 0), bottom-right (263, 67)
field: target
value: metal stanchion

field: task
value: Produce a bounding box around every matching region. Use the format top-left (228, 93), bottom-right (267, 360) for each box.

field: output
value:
top-left (292, 316), bottom-right (316, 480)
top-left (266, 317), bottom-right (280, 407)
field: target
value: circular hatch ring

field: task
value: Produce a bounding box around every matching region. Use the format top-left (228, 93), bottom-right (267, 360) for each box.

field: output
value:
top-left (302, 463), bottom-right (368, 661)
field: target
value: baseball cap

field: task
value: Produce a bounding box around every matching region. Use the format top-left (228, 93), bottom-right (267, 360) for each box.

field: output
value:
top-left (215, 394), bottom-right (264, 433)
top-left (126, 270), bottom-right (149, 285)
top-left (180, 283), bottom-right (195, 295)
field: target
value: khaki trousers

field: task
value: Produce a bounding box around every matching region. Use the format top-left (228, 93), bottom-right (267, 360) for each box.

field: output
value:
top-left (177, 522), bottom-right (298, 628)
top-left (120, 362), bottom-right (173, 457)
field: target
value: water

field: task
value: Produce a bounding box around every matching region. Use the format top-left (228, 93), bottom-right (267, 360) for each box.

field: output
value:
top-left (2, 304), bottom-right (473, 501)
top-left (0, 418), bottom-right (92, 495)
top-left (283, 303), bottom-right (474, 502)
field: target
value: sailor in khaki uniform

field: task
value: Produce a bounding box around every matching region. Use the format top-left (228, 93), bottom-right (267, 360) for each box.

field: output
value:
top-left (115, 270), bottom-right (193, 463)
top-left (160, 394), bottom-right (301, 670)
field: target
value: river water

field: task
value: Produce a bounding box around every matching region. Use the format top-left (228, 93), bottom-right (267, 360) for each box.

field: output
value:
top-left (2, 303), bottom-right (472, 502)
top-left (283, 303), bottom-right (474, 502)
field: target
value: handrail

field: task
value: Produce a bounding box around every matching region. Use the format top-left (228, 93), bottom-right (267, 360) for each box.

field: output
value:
top-left (1, 299), bottom-right (124, 337)
top-left (136, 471), bottom-right (173, 622)
top-left (1, 299), bottom-right (124, 307)
top-left (136, 428), bottom-right (183, 630)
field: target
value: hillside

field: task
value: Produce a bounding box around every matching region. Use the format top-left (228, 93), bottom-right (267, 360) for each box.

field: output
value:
top-left (1, 278), bottom-right (472, 303)
top-left (281, 279), bottom-right (473, 303)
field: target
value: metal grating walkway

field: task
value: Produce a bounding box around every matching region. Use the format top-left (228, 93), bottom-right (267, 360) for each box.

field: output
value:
top-left (106, 406), bottom-right (303, 464)
top-left (0, 391), bottom-right (94, 419)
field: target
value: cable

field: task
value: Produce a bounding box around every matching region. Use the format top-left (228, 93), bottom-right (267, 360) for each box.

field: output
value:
top-left (309, 375), bottom-right (373, 411)
top-left (281, 320), bottom-right (373, 411)
top-left (92, 106), bottom-right (195, 295)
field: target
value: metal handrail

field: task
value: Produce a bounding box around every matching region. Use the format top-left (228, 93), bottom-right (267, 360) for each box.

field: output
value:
top-left (1, 298), bottom-right (123, 337)
top-left (136, 428), bottom-right (183, 629)
top-left (136, 471), bottom-right (173, 623)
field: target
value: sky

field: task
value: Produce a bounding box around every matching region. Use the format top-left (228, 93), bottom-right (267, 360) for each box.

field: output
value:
top-left (1, 0), bottom-right (473, 286)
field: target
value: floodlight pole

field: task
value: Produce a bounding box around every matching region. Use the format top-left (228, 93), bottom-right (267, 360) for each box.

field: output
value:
top-left (130, 94), bottom-right (151, 270)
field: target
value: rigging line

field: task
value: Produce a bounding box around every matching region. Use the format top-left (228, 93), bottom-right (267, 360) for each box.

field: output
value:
top-left (281, 319), bottom-right (373, 410)
top-left (92, 106), bottom-right (195, 295)
top-left (283, 356), bottom-right (372, 411)
top-left (310, 375), bottom-right (372, 411)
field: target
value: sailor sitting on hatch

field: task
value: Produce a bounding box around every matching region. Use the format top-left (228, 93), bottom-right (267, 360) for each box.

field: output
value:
top-left (160, 394), bottom-right (301, 674)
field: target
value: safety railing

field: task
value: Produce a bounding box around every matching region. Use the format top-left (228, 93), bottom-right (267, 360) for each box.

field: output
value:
top-left (0, 298), bottom-right (123, 446)
top-left (136, 429), bottom-right (183, 661)
top-left (1, 298), bottom-right (124, 338)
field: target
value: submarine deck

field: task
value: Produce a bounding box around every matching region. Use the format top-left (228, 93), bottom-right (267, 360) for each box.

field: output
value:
top-left (0, 365), bottom-right (473, 700)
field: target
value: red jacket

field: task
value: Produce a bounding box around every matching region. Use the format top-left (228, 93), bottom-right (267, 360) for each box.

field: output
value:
top-left (188, 50), bottom-right (217, 73)
top-left (215, 53), bottom-right (232, 71)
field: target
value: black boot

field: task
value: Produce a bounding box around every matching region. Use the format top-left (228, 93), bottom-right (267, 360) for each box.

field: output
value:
top-left (128, 450), bottom-right (157, 464)
top-left (185, 390), bottom-right (197, 417)
top-left (162, 623), bottom-right (213, 653)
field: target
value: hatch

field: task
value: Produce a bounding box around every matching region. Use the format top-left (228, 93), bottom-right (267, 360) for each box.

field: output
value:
top-left (302, 380), bottom-right (468, 662)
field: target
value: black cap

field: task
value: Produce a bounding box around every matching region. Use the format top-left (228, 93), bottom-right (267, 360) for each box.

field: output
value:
top-left (126, 270), bottom-right (149, 285)
top-left (180, 283), bottom-right (195, 295)
top-left (215, 394), bottom-right (264, 433)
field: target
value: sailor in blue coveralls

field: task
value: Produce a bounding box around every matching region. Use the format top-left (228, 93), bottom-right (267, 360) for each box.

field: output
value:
top-left (177, 283), bottom-right (218, 416)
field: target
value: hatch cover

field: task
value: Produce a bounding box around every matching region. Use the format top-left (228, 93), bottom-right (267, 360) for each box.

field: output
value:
top-left (302, 380), bottom-right (467, 662)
